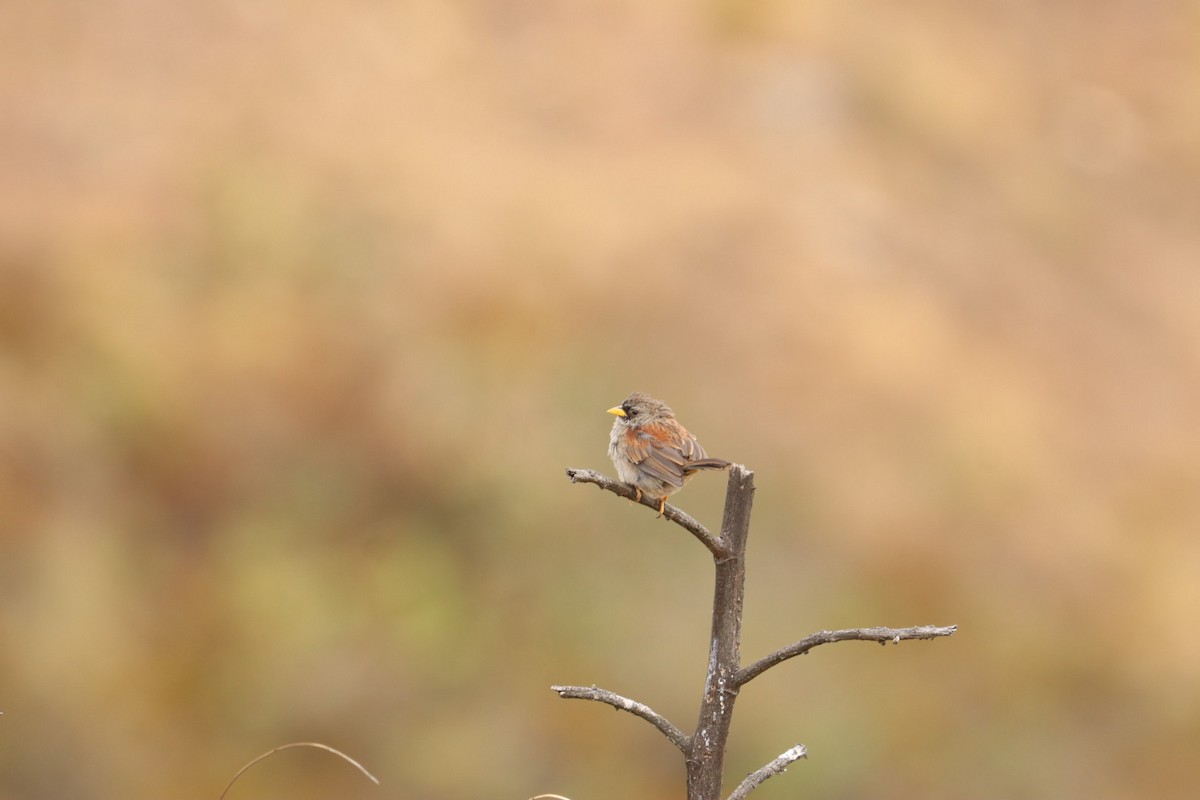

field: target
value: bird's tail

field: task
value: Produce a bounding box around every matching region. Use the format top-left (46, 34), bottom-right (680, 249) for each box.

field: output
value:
top-left (683, 458), bottom-right (732, 473)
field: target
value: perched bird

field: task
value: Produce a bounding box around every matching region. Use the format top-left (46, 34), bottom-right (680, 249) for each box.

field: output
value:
top-left (607, 392), bottom-right (730, 515)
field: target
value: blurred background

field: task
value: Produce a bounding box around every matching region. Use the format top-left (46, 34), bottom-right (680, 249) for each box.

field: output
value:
top-left (2, 1), bottom-right (1199, 798)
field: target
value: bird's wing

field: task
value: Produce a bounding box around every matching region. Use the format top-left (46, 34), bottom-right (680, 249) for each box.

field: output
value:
top-left (623, 424), bottom-right (705, 488)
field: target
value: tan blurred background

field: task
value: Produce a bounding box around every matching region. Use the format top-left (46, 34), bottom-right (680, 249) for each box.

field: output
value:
top-left (2, 1), bottom-right (1199, 798)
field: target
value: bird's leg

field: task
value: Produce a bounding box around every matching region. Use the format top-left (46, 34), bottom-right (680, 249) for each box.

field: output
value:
top-left (656, 497), bottom-right (667, 517)
top-left (634, 487), bottom-right (643, 503)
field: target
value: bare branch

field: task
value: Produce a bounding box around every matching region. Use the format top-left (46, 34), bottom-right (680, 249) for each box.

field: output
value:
top-left (736, 625), bottom-right (958, 687)
top-left (551, 684), bottom-right (689, 753)
top-left (562, 457), bottom-right (956, 800)
top-left (688, 465), bottom-right (756, 800)
top-left (220, 742), bottom-right (379, 799)
top-left (726, 744), bottom-right (807, 800)
top-left (565, 468), bottom-right (728, 557)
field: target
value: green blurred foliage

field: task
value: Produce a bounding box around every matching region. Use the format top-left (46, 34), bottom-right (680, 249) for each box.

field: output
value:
top-left (2, 1), bottom-right (1199, 799)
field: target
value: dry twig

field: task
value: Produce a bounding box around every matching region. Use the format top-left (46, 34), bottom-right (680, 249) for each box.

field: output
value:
top-left (551, 684), bottom-right (688, 752)
top-left (220, 742), bottom-right (378, 799)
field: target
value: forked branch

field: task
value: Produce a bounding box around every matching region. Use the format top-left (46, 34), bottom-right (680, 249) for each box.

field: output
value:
top-left (560, 462), bottom-right (956, 800)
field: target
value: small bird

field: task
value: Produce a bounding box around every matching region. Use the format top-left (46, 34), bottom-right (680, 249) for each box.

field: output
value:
top-left (607, 392), bottom-right (730, 516)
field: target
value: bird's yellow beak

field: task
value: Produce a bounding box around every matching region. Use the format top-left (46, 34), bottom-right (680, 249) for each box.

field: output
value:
top-left (606, 406), bottom-right (627, 417)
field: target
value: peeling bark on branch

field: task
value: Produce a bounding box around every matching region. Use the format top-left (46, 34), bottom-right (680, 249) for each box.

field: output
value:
top-left (686, 465), bottom-right (754, 800)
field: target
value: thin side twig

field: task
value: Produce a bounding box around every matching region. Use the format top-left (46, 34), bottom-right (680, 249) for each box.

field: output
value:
top-left (565, 468), bottom-right (728, 557)
top-left (735, 625), bottom-right (958, 687)
top-left (551, 684), bottom-right (689, 753)
top-left (727, 744), bottom-right (807, 800)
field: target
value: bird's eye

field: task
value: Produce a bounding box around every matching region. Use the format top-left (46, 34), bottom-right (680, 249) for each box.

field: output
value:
top-left (623, 404), bottom-right (637, 417)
